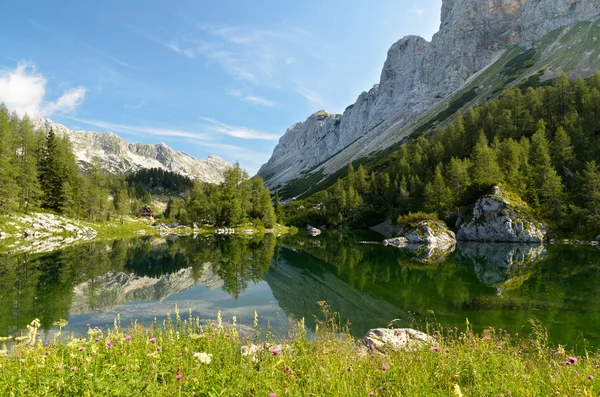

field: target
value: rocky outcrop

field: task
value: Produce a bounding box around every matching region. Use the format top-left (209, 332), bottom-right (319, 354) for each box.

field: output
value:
top-left (34, 118), bottom-right (232, 184)
top-left (400, 220), bottom-right (456, 247)
top-left (364, 328), bottom-right (431, 352)
top-left (258, 0), bottom-right (600, 192)
top-left (457, 186), bottom-right (546, 243)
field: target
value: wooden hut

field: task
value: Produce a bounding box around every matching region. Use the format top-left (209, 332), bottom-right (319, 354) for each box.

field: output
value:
top-left (138, 205), bottom-right (154, 218)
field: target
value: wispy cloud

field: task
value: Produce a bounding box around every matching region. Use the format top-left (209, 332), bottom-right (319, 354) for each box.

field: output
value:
top-left (226, 88), bottom-right (275, 107)
top-left (192, 141), bottom-right (271, 174)
top-left (66, 117), bottom-right (214, 141)
top-left (82, 44), bottom-right (136, 69)
top-left (294, 86), bottom-right (329, 110)
top-left (124, 100), bottom-right (146, 110)
top-left (0, 62), bottom-right (86, 118)
top-left (201, 117), bottom-right (279, 140)
top-left (244, 96), bottom-right (275, 107)
top-left (414, 8), bottom-right (425, 17)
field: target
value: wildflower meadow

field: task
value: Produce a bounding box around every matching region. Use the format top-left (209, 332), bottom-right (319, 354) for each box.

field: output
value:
top-left (0, 305), bottom-right (598, 396)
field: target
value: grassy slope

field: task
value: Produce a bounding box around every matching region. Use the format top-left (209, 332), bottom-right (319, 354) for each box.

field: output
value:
top-left (278, 19), bottom-right (600, 201)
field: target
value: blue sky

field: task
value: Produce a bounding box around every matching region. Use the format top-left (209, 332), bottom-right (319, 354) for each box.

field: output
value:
top-left (0, 0), bottom-right (442, 175)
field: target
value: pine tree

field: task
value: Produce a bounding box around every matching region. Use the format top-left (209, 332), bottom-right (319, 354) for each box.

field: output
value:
top-left (424, 164), bottom-right (453, 216)
top-left (470, 130), bottom-right (503, 186)
top-left (260, 189), bottom-right (276, 228)
top-left (551, 126), bottom-right (575, 175)
top-left (0, 104), bottom-right (18, 212)
top-left (446, 157), bottom-right (470, 206)
top-left (15, 114), bottom-right (42, 213)
top-left (115, 188), bottom-right (130, 218)
top-left (581, 160), bottom-right (600, 218)
top-left (38, 128), bottom-right (63, 210)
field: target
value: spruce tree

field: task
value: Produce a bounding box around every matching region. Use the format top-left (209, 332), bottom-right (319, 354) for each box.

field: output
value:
top-left (0, 104), bottom-right (18, 212)
top-left (424, 164), bottom-right (453, 216)
top-left (470, 130), bottom-right (503, 187)
top-left (15, 114), bottom-right (42, 213)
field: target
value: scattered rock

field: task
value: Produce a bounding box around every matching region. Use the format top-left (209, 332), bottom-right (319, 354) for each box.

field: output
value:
top-left (364, 328), bottom-right (431, 352)
top-left (382, 237), bottom-right (409, 247)
top-left (307, 225), bottom-right (321, 237)
top-left (457, 186), bottom-right (546, 243)
top-left (215, 228), bottom-right (235, 235)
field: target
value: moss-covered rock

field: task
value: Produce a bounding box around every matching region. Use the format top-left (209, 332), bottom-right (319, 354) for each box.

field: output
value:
top-left (457, 186), bottom-right (546, 243)
top-left (395, 212), bottom-right (456, 248)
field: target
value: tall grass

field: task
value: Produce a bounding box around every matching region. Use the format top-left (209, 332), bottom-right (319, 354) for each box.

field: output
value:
top-left (0, 306), bottom-right (597, 396)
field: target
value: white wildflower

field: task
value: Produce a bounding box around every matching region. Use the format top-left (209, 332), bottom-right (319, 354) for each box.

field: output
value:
top-left (193, 352), bottom-right (212, 364)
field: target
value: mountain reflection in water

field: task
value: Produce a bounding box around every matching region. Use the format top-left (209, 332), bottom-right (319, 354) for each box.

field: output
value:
top-left (1, 231), bottom-right (599, 347)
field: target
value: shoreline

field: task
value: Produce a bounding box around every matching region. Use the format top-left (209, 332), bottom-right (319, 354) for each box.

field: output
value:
top-left (0, 211), bottom-right (289, 254)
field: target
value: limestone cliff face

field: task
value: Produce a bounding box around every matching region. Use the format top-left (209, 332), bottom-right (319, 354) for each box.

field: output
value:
top-left (34, 118), bottom-right (232, 184)
top-left (258, 0), bottom-right (600, 192)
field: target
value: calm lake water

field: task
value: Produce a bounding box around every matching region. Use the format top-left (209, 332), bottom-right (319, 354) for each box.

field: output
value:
top-left (1, 230), bottom-right (600, 347)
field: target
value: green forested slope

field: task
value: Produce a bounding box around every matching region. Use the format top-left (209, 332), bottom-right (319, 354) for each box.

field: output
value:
top-left (284, 72), bottom-right (600, 238)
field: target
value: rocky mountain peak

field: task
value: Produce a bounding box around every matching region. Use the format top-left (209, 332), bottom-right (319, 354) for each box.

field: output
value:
top-left (258, 0), bottom-right (600, 195)
top-left (34, 118), bottom-right (232, 184)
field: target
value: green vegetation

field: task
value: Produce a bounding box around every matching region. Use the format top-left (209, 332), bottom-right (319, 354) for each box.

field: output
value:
top-left (396, 212), bottom-right (441, 229)
top-left (1, 310), bottom-right (599, 396)
top-left (165, 163), bottom-right (277, 228)
top-left (284, 72), bottom-right (600, 237)
top-left (0, 106), bottom-right (280, 235)
top-left (501, 48), bottom-right (537, 78)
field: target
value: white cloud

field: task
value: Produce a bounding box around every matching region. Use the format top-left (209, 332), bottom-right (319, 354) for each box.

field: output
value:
top-left (201, 117), bottom-right (279, 140)
top-left (42, 86), bottom-right (86, 115)
top-left (0, 62), bottom-right (86, 118)
top-left (414, 8), bottom-right (425, 17)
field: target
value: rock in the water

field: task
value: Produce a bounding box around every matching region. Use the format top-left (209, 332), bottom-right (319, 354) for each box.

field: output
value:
top-left (307, 225), bottom-right (321, 236)
top-left (382, 237), bottom-right (409, 247)
top-left (364, 328), bottom-right (431, 352)
top-left (457, 186), bottom-right (546, 243)
top-left (398, 218), bottom-right (456, 248)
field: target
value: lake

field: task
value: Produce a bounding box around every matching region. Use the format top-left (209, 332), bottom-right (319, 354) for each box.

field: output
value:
top-left (1, 230), bottom-right (600, 348)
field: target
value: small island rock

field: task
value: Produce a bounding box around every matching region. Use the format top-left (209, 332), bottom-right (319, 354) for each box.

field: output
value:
top-left (457, 186), bottom-right (546, 243)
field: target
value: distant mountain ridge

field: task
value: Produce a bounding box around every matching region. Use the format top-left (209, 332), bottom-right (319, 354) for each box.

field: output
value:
top-left (258, 0), bottom-right (600, 198)
top-left (34, 118), bottom-right (232, 184)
